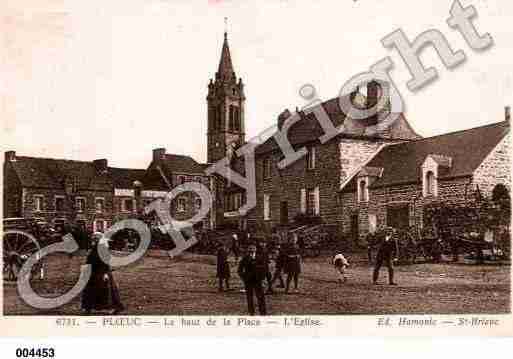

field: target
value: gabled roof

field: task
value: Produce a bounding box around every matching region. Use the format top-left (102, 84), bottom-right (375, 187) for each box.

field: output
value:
top-left (367, 121), bottom-right (510, 189)
top-left (6, 156), bottom-right (135, 191)
top-left (161, 154), bottom-right (206, 174)
top-left (358, 166), bottom-right (384, 178)
top-left (110, 167), bottom-right (146, 189)
top-left (255, 94), bottom-right (420, 156)
top-left (425, 154), bottom-right (453, 168)
top-left (141, 153), bottom-right (207, 191)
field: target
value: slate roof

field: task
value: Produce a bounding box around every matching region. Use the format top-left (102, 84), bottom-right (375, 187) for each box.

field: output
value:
top-left (141, 153), bottom-right (208, 191)
top-left (254, 94), bottom-right (420, 156)
top-left (161, 154), bottom-right (206, 174)
top-left (109, 167), bottom-right (147, 189)
top-left (216, 32), bottom-right (236, 81)
top-left (366, 121), bottom-right (510, 189)
top-left (6, 156), bottom-right (147, 191)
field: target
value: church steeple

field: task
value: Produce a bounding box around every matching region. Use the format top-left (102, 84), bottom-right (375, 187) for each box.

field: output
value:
top-left (207, 29), bottom-right (246, 164)
top-left (216, 32), bottom-right (236, 82)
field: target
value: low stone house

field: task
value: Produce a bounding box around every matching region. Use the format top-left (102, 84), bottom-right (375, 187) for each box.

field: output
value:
top-left (340, 118), bottom-right (510, 239)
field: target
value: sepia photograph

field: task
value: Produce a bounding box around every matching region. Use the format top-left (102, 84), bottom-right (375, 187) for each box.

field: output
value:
top-left (1, 0), bottom-right (512, 338)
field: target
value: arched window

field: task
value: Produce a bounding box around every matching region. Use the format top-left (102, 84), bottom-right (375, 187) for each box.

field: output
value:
top-left (229, 105), bottom-right (235, 131)
top-left (358, 180), bottom-right (368, 202)
top-left (234, 107), bottom-right (240, 131)
top-left (209, 107), bottom-right (216, 130)
top-left (426, 171), bottom-right (435, 196)
top-left (216, 106), bottom-right (222, 130)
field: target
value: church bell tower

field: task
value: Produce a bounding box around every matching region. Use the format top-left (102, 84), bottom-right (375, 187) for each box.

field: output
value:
top-left (207, 31), bottom-right (246, 164)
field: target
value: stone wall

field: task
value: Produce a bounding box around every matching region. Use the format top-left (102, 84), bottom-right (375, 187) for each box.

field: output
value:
top-left (21, 187), bottom-right (115, 231)
top-left (340, 176), bottom-right (475, 242)
top-left (473, 133), bottom-right (511, 196)
top-left (249, 137), bottom-right (388, 236)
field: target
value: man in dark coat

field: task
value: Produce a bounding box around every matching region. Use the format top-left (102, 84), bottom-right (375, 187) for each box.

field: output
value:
top-left (257, 241), bottom-right (273, 294)
top-left (270, 244), bottom-right (286, 290)
top-left (372, 227), bottom-right (399, 285)
top-left (285, 237), bottom-right (302, 294)
top-left (81, 233), bottom-right (124, 314)
top-left (216, 243), bottom-right (231, 291)
top-left (238, 244), bottom-right (267, 315)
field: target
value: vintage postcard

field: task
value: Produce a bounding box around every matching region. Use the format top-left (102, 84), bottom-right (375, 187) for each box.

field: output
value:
top-left (1, 0), bottom-right (512, 340)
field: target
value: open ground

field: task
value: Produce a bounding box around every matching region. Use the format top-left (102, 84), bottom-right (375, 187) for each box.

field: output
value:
top-left (3, 251), bottom-right (510, 315)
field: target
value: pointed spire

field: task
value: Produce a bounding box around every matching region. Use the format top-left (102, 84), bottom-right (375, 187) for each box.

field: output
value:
top-left (216, 29), bottom-right (236, 82)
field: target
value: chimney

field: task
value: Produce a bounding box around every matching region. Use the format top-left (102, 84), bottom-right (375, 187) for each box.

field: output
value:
top-left (277, 109), bottom-right (292, 130)
top-left (153, 148), bottom-right (166, 162)
top-left (4, 151), bottom-right (16, 162)
top-left (93, 158), bottom-right (108, 173)
top-left (505, 106), bottom-right (511, 122)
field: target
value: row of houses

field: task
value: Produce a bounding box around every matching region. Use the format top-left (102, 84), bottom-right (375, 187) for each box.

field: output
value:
top-left (3, 149), bottom-right (213, 232)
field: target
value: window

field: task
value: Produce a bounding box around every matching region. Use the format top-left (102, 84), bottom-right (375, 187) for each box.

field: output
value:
top-left (177, 197), bottom-right (186, 212)
top-left (307, 146), bottom-right (316, 169)
top-left (34, 195), bottom-right (44, 212)
top-left (94, 220), bottom-right (106, 233)
top-left (122, 198), bottom-right (134, 212)
top-left (304, 187), bottom-right (320, 215)
top-left (216, 107), bottom-right (222, 130)
top-left (358, 179), bottom-right (369, 202)
top-left (75, 197), bottom-right (86, 212)
top-left (425, 171), bottom-right (436, 196)
top-left (307, 188), bottom-right (316, 215)
top-left (234, 107), bottom-right (240, 131)
top-left (235, 193), bottom-right (242, 209)
top-left (195, 198), bottom-right (202, 212)
top-left (229, 105), bottom-right (235, 131)
top-left (263, 194), bottom-right (271, 220)
top-left (55, 196), bottom-right (65, 212)
top-left (178, 176), bottom-right (186, 185)
top-left (210, 106), bottom-right (217, 130)
top-left (95, 198), bottom-right (105, 213)
top-left (263, 158), bottom-right (272, 179)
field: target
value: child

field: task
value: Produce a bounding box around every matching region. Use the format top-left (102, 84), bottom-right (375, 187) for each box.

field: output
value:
top-left (333, 252), bottom-right (350, 283)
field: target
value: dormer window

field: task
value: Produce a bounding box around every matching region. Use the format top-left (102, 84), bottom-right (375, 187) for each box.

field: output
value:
top-left (422, 154), bottom-right (451, 198)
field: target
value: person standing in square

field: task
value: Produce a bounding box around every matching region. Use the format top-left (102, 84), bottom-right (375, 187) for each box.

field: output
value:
top-left (372, 227), bottom-right (399, 285)
top-left (238, 244), bottom-right (267, 315)
top-left (216, 242), bottom-right (231, 291)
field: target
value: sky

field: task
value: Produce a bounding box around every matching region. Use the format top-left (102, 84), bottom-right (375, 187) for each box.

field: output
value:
top-left (1, 0), bottom-right (512, 169)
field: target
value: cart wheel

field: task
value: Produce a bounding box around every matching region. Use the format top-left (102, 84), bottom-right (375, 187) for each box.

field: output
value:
top-left (3, 230), bottom-right (44, 282)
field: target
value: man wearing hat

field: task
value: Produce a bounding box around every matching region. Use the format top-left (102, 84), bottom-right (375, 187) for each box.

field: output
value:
top-left (237, 243), bottom-right (267, 315)
top-left (372, 227), bottom-right (399, 285)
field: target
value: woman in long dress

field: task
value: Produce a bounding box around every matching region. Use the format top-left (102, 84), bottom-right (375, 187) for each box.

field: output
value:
top-left (81, 233), bottom-right (124, 315)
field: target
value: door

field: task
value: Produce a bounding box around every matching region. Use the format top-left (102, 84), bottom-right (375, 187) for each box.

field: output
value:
top-left (350, 213), bottom-right (359, 241)
top-left (387, 205), bottom-right (410, 230)
top-left (280, 201), bottom-right (288, 225)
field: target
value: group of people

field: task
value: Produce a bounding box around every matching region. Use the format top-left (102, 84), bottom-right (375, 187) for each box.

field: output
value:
top-left (217, 227), bottom-right (400, 315)
top-left (77, 225), bottom-right (400, 316)
top-left (216, 234), bottom-right (304, 315)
